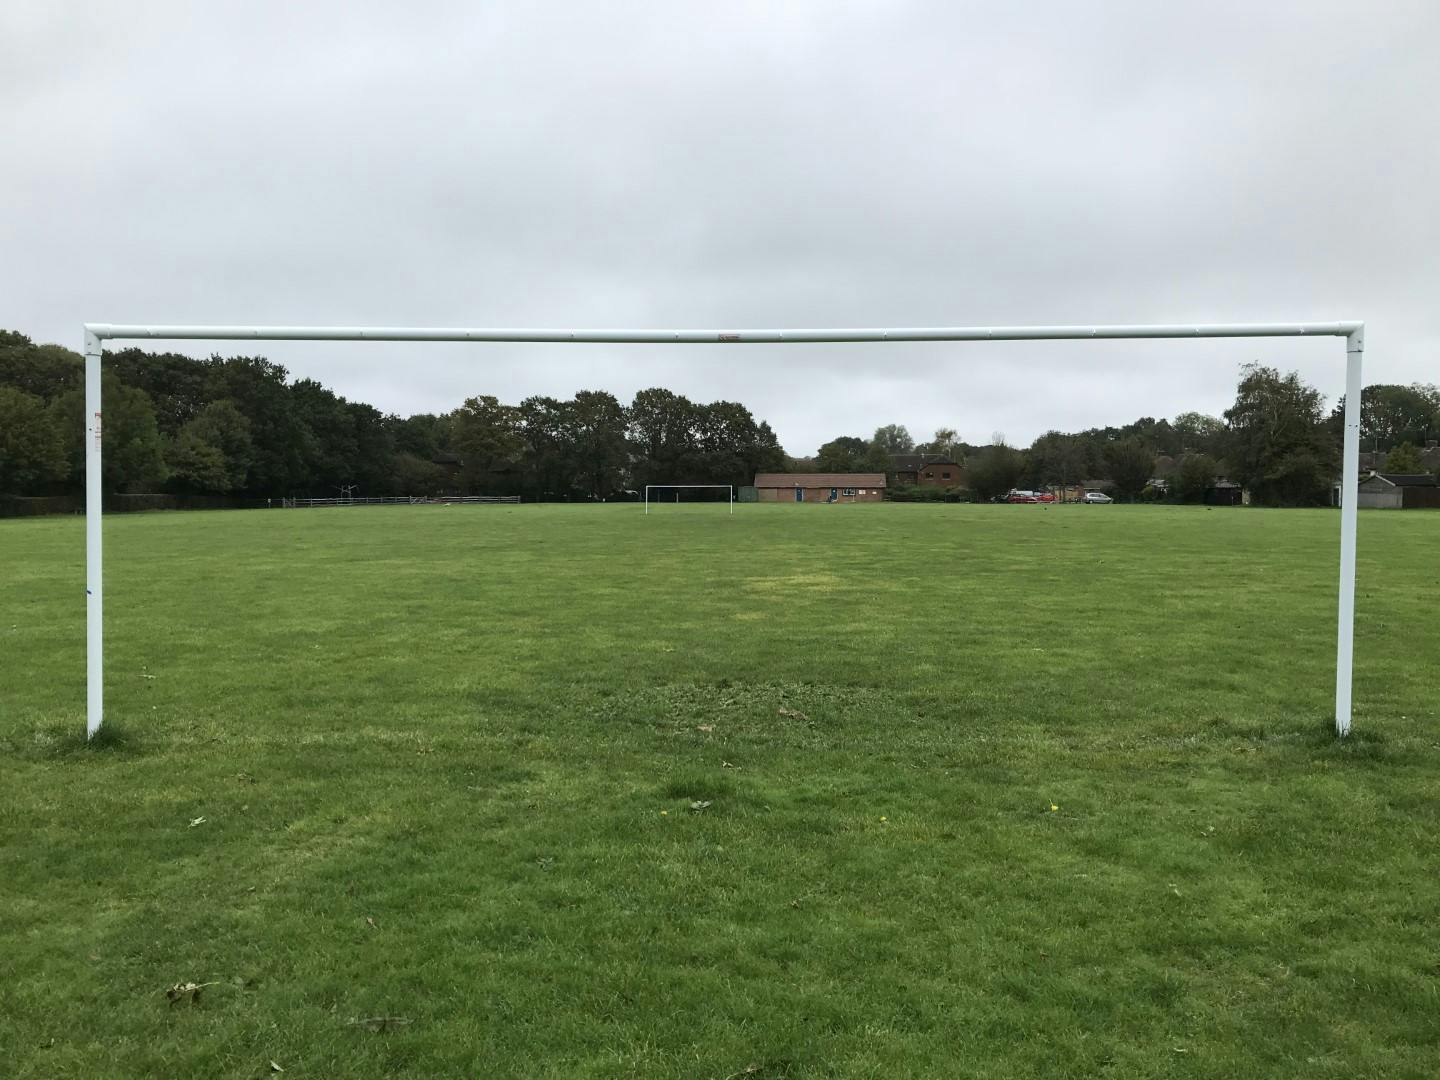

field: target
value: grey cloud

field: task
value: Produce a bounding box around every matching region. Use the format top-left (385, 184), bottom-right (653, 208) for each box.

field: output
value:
top-left (2, 0), bottom-right (1435, 453)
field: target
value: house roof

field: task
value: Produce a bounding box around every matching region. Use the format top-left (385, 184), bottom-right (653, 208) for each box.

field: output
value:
top-left (1370, 472), bottom-right (1439, 488)
top-left (890, 453), bottom-right (958, 470)
top-left (753, 472), bottom-right (887, 488)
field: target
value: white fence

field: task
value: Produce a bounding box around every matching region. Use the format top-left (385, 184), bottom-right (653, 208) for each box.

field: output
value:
top-left (281, 496), bottom-right (520, 508)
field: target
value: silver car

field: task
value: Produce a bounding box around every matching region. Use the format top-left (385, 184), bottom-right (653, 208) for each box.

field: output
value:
top-left (1082, 491), bottom-right (1113, 504)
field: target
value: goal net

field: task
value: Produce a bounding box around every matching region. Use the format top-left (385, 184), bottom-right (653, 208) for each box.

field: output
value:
top-left (644, 484), bottom-right (735, 514)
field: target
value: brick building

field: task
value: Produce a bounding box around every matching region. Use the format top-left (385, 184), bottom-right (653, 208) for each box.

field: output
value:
top-left (752, 473), bottom-right (886, 503)
top-left (890, 454), bottom-right (965, 488)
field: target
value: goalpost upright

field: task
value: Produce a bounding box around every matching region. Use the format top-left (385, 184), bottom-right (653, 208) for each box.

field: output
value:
top-left (644, 484), bottom-right (735, 514)
top-left (81, 320), bottom-right (1365, 739)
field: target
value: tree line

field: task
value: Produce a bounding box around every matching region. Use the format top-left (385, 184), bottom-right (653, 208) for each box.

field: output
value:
top-left (795, 365), bottom-right (1440, 506)
top-left (0, 330), bottom-right (784, 500)
top-left (4, 328), bottom-right (1436, 506)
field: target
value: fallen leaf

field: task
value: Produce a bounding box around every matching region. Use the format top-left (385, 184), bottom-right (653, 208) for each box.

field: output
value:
top-left (270, 1062), bottom-right (284, 1072)
top-left (165, 980), bottom-right (218, 1005)
top-left (366, 916), bottom-right (378, 929)
top-left (690, 800), bottom-right (712, 812)
top-left (777, 707), bottom-right (809, 722)
top-left (696, 724), bottom-right (714, 732)
top-left (188, 817), bottom-right (206, 828)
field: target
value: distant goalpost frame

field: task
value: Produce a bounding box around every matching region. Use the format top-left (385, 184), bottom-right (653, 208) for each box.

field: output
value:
top-left (80, 321), bottom-right (1366, 739)
top-left (644, 484), bottom-right (735, 514)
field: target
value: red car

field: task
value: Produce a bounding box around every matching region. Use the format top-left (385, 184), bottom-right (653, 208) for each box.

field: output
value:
top-left (1005, 491), bottom-right (1038, 503)
top-left (1033, 492), bottom-right (1055, 503)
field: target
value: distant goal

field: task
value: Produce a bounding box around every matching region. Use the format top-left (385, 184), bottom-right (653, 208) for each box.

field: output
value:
top-left (644, 484), bottom-right (735, 515)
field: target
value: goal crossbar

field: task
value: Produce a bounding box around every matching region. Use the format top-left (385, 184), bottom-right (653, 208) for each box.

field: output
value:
top-left (644, 484), bottom-right (735, 515)
top-left (80, 320), bottom-right (1367, 739)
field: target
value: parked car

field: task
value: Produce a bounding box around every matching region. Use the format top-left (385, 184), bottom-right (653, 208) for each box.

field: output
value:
top-left (1033, 491), bottom-right (1056, 503)
top-left (1081, 491), bottom-right (1113, 504)
top-left (1005, 491), bottom-right (1039, 503)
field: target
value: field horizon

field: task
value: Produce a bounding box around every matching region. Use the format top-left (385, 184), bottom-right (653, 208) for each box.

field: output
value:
top-left (3, 503), bottom-right (1437, 1078)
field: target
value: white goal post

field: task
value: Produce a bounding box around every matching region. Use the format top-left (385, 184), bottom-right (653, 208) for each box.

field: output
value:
top-left (644, 484), bottom-right (735, 514)
top-left (80, 320), bottom-right (1366, 739)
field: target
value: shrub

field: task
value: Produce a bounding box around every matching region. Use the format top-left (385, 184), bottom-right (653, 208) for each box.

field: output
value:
top-left (886, 485), bottom-right (971, 503)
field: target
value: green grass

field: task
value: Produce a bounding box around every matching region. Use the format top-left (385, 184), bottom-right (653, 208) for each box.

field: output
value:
top-left (2, 503), bottom-right (1438, 1078)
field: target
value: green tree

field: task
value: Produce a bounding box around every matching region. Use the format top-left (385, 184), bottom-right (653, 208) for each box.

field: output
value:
top-left (108, 347), bottom-right (213, 435)
top-left (390, 413), bottom-right (446, 460)
top-left (167, 427), bottom-right (232, 493)
top-left (1028, 431), bottom-right (1086, 491)
top-left (168, 400), bottom-right (254, 492)
top-left (450, 395), bottom-right (525, 493)
top-left (915, 427), bottom-right (963, 460)
top-left (1330, 383), bottom-right (1440, 449)
top-left (0, 330), bottom-right (799, 505)
top-left (1105, 438), bottom-right (1155, 501)
top-left (1384, 441), bottom-right (1424, 474)
top-left (816, 435), bottom-right (867, 472)
top-left (570, 390), bottom-right (629, 498)
top-left (519, 395), bottom-right (576, 499)
top-left (628, 388), bottom-right (698, 487)
top-left (1172, 453), bottom-right (1218, 502)
top-left (1260, 450), bottom-right (1332, 505)
top-left (1223, 363), bottom-right (1335, 506)
top-left (205, 356), bottom-right (309, 495)
top-left (391, 452), bottom-right (445, 495)
top-left (967, 443), bottom-right (1026, 501)
top-left (694, 401), bottom-right (776, 486)
top-left (747, 421), bottom-right (786, 479)
top-left (346, 402), bottom-right (397, 495)
top-left (0, 331), bottom-right (82, 401)
top-left (0, 386), bottom-right (66, 493)
top-left (51, 373), bottom-right (169, 493)
top-left (870, 424), bottom-right (914, 455)
top-left (1172, 411), bottom-right (1226, 456)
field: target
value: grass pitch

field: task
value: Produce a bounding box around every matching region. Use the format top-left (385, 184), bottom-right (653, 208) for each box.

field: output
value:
top-left (2, 503), bottom-right (1438, 1078)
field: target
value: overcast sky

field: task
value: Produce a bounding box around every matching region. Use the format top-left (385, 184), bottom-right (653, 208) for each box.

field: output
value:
top-left (2, 1), bottom-right (1436, 454)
